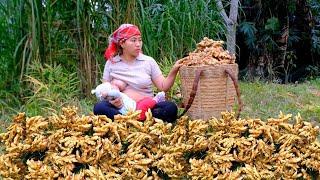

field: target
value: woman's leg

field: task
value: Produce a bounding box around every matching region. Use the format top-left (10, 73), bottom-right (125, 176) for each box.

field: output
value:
top-left (93, 101), bottom-right (121, 120)
top-left (151, 101), bottom-right (178, 123)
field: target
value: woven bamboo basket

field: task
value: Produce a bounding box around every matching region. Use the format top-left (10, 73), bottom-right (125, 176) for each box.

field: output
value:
top-left (179, 64), bottom-right (240, 120)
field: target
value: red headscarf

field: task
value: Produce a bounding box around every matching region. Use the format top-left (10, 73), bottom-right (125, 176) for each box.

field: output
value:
top-left (104, 24), bottom-right (141, 61)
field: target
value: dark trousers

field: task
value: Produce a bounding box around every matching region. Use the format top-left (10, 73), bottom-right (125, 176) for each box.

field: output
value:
top-left (93, 100), bottom-right (178, 123)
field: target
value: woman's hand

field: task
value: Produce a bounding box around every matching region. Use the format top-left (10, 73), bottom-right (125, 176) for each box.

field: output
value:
top-left (109, 97), bottom-right (123, 108)
top-left (153, 59), bottom-right (184, 91)
top-left (172, 59), bottom-right (184, 73)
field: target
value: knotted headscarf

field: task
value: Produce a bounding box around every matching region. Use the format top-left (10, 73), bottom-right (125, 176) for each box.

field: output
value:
top-left (104, 24), bottom-right (141, 61)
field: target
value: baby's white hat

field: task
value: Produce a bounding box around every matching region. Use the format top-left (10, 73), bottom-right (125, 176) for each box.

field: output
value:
top-left (91, 82), bottom-right (112, 101)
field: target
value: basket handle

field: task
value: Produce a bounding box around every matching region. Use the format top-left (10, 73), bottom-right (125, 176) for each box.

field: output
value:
top-left (225, 68), bottom-right (243, 119)
top-left (178, 69), bottom-right (203, 118)
top-left (178, 68), bottom-right (243, 119)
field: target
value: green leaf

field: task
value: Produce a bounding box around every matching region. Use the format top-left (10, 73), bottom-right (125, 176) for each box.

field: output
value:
top-left (238, 21), bottom-right (257, 49)
top-left (265, 17), bottom-right (280, 32)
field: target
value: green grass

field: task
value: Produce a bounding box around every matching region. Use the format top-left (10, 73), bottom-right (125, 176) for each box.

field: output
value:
top-left (240, 78), bottom-right (320, 122)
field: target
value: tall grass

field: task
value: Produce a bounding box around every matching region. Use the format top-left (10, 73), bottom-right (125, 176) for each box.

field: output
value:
top-left (22, 62), bottom-right (81, 116)
top-left (0, 0), bottom-right (22, 87)
top-left (0, 0), bottom-right (26, 124)
top-left (136, 0), bottom-right (225, 60)
top-left (76, 0), bottom-right (96, 95)
top-left (2, 0), bottom-right (225, 86)
top-left (0, 61), bottom-right (96, 132)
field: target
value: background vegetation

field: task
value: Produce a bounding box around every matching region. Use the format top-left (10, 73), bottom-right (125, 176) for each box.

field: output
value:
top-left (238, 0), bottom-right (320, 82)
top-left (240, 78), bottom-right (320, 122)
top-left (1, 0), bottom-right (320, 130)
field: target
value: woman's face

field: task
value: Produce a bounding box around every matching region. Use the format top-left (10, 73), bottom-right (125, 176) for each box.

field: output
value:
top-left (120, 35), bottom-right (142, 58)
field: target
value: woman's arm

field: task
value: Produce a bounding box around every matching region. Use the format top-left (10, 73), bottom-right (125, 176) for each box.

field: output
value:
top-left (99, 80), bottom-right (124, 108)
top-left (153, 59), bottom-right (183, 92)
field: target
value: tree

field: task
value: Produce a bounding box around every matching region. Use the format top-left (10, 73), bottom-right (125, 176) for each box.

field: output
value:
top-left (215, 0), bottom-right (239, 55)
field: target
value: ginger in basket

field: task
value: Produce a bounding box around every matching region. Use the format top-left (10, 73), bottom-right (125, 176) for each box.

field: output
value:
top-left (180, 37), bottom-right (236, 66)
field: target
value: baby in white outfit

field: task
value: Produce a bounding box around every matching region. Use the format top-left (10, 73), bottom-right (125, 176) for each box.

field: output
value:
top-left (92, 79), bottom-right (165, 120)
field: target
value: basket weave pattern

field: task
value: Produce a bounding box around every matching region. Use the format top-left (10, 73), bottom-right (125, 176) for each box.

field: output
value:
top-left (179, 64), bottom-right (238, 120)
